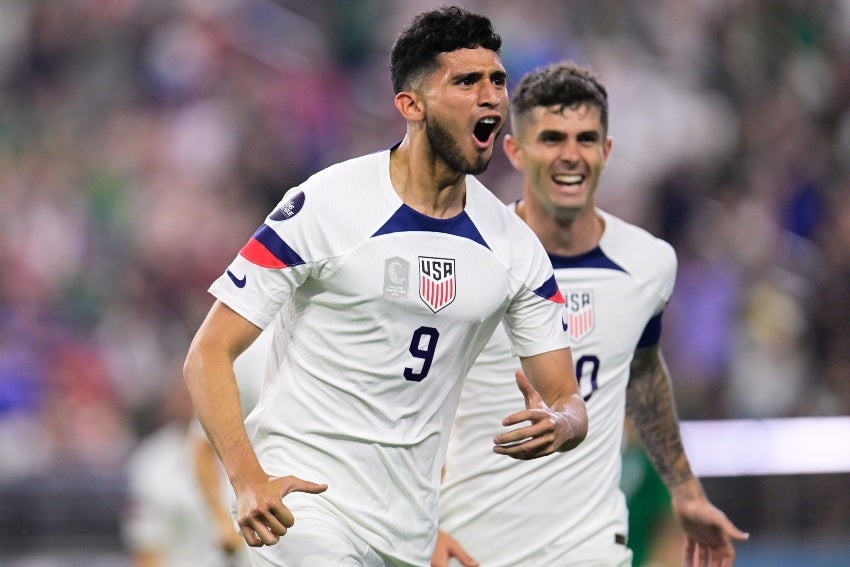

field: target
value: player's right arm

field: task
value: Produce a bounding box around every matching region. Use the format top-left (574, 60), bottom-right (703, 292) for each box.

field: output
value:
top-left (183, 300), bottom-right (327, 547)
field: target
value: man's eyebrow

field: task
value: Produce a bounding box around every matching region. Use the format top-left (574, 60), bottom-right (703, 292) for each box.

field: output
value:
top-left (454, 70), bottom-right (480, 80)
top-left (537, 128), bottom-right (602, 140)
top-left (453, 69), bottom-right (507, 83)
top-left (578, 130), bottom-right (602, 140)
top-left (538, 129), bottom-right (566, 139)
top-left (453, 70), bottom-right (484, 83)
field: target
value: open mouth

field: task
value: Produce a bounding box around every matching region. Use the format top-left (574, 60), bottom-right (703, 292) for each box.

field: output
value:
top-left (473, 117), bottom-right (498, 143)
top-left (553, 173), bottom-right (585, 186)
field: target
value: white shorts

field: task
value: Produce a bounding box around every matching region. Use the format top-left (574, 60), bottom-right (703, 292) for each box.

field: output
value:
top-left (447, 539), bottom-right (632, 567)
top-left (245, 508), bottom-right (389, 567)
top-left (547, 546), bottom-right (632, 567)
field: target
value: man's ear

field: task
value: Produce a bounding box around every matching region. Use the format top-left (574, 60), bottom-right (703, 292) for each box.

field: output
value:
top-left (503, 134), bottom-right (523, 172)
top-left (394, 91), bottom-right (425, 122)
top-left (601, 136), bottom-right (613, 169)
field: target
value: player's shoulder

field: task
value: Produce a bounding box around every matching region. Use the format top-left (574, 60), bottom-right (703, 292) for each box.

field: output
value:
top-left (311, 148), bottom-right (387, 178)
top-left (264, 149), bottom-right (393, 234)
top-left (599, 209), bottom-right (676, 273)
top-left (298, 149), bottom-right (389, 199)
top-left (466, 183), bottom-right (538, 242)
top-left (465, 186), bottom-right (552, 283)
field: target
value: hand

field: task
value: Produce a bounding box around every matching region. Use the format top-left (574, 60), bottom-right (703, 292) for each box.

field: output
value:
top-left (675, 495), bottom-right (749, 567)
top-left (431, 529), bottom-right (479, 567)
top-left (493, 371), bottom-right (577, 460)
top-left (234, 473), bottom-right (328, 547)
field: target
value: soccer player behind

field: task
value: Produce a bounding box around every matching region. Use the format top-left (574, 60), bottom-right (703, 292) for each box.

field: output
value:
top-left (435, 61), bottom-right (748, 567)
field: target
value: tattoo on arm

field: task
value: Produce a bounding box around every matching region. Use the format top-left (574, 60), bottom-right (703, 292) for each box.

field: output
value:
top-left (626, 347), bottom-right (694, 489)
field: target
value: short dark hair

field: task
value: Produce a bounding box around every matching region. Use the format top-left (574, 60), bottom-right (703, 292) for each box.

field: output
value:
top-left (390, 6), bottom-right (502, 94)
top-left (510, 61), bottom-right (609, 134)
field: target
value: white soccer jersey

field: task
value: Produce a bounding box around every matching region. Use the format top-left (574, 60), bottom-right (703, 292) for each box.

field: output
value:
top-left (438, 208), bottom-right (676, 567)
top-left (208, 149), bottom-right (570, 566)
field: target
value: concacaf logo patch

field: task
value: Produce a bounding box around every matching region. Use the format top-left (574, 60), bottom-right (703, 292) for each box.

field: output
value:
top-left (565, 290), bottom-right (594, 342)
top-left (418, 256), bottom-right (456, 313)
top-left (270, 191), bottom-right (305, 221)
top-left (384, 257), bottom-right (409, 300)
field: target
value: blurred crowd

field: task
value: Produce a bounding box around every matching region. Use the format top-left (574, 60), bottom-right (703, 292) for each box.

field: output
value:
top-left (1, 0), bottom-right (849, 554)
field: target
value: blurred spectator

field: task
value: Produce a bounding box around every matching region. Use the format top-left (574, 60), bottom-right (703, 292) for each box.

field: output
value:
top-left (122, 359), bottom-right (236, 567)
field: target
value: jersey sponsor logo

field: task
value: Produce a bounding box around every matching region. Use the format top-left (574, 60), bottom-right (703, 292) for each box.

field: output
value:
top-left (226, 269), bottom-right (247, 288)
top-left (418, 256), bottom-right (455, 313)
top-left (269, 191), bottom-right (305, 221)
top-left (565, 289), bottom-right (594, 342)
top-left (384, 256), bottom-right (410, 300)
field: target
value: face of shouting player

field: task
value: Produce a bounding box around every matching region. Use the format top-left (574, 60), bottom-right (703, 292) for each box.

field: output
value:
top-left (505, 103), bottom-right (612, 221)
top-left (419, 48), bottom-right (508, 175)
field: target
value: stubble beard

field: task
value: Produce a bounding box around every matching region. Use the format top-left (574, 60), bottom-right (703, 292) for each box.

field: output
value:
top-left (426, 116), bottom-right (491, 176)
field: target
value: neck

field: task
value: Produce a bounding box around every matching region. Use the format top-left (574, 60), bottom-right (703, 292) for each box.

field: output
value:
top-left (389, 136), bottom-right (466, 218)
top-left (517, 199), bottom-right (604, 256)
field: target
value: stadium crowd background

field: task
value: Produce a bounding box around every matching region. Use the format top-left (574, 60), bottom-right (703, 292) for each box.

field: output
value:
top-left (1, 0), bottom-right (849, 564)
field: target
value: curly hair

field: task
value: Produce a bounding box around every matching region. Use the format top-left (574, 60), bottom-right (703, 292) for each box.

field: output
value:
top-left (390, 6), bottom-right (502, 94)
top-left (510, 61), bottom-right (609, 134)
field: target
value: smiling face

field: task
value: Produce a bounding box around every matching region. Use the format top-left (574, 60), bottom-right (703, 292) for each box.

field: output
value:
top-left (505, 103), bottom-right (612, 221)
top-left (419, 48), bottom-right (508, 175)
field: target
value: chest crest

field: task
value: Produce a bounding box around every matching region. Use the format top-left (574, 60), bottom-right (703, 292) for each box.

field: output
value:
top-left (565, 289), bottom-right (595, 342)
top-left (418, 256), bottom-right (456, 313)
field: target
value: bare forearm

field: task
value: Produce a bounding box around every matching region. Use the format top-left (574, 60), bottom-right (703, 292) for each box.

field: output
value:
top-left (626, 349), bottom-right (696, 491)
top-left (184, 333), bottom-right (264, 488)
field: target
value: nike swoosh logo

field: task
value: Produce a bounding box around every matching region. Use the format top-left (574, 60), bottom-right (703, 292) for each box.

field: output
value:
top-left (226, 270), bottom-right (247, 288)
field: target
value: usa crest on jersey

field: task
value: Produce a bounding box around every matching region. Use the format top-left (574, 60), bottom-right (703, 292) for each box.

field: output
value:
top-left (418, 256), bottom-right (456, 313)
top-left (565, 289), bottom-right (594, 342)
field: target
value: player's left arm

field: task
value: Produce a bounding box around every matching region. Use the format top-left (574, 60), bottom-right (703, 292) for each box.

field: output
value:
top-left (493, 347), bottom-right (587, 459)
top-left (627, 345), bottom-right (749, 566)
